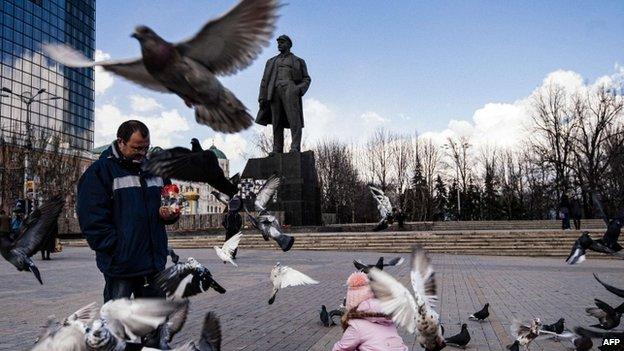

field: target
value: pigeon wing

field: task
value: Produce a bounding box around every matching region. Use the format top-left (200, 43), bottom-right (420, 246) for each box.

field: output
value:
top-left (14, 196), bottom-right (64, 256)
top-left (197, 312), bottom-right (222, 351)
top-left (42, 44), bottom-right (169, 93)
top-left (369, 185), bottom-right (392, 218)
top-left (64, 302), bottom-right (98, 325)
top-left (175, 0), bottom-right (280, 76)
top-left (278, 266), bottom-right (319, 288)
top-left (155, 263), bottom-right (193, 297)
top-left (221, 232), bottom-right (243, 256)
top-left (211, 191), bottom-right (230, 206)
top-left (511, 319), bottom-right (531, 340)
top-left (594, 299), bottom-right (616, 315)
top-left (254, 174), bottom-right (281, 211)
top-left (367, 267), bottom-right (418, 333)
top-left (586, 306), bottom-right (607, 319)
top-left (410, 245), bottom-right (438, 308)
top-left (386, 257), bottom-right (404, 267)
top-left (574, 326), bottom-right (624, 339)
top-left (594, 273), bottom-right (624, 298)
top-left (100, 298), bottom-right (183, 339)
top-left (165, 298), bottom-right (189, 343)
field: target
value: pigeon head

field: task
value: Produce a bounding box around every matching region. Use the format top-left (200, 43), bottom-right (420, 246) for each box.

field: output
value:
top-left (86, 319), bottom-right (113, 348)
top-left (461, 323), bottom-right (467, 330)
top-left (132, 25), bottom-right (160, 42)
top-left (579, 232), bottom-right (594, 247)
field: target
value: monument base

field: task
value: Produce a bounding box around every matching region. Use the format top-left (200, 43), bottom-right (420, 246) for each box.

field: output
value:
top-left (242, 151), bottom-right (322, 226)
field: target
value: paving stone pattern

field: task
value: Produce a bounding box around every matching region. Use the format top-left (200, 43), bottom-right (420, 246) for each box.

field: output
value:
top-left (1, 247), bottom-right (623, 350)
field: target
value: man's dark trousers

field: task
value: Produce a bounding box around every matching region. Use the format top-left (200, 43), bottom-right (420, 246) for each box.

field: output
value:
top-left (103, 273), bottom-right (164, 302)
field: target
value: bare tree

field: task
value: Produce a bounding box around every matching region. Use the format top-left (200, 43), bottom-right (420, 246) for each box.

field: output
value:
top-left (445, 135), bottom-right (472, 191)
top-left (389, 132), bottom-right (413, 207)
top-left (363, 128), bottom-right (394, 191)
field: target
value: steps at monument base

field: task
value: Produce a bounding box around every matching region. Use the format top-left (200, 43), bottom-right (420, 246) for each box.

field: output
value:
top-left (63, 229), bottom-right (612, 257)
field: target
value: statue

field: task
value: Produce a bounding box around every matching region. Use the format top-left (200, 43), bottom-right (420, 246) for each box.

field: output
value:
top-left (256, 35), bottom-right (311, 154)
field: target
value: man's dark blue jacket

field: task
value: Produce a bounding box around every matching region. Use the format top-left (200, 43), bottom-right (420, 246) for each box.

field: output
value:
top-left (76, 143), bottom-right (177, 277)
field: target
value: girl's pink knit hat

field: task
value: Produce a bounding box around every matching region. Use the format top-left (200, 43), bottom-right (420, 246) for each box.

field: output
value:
top-left (345, 271), bottom-right (374, 310)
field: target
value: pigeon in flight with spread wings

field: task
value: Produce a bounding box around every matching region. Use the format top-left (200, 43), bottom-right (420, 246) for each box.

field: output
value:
top-left (214, 232), bottom-right (243, 267)
top-left (367, 246), bottom-right (446, 351)
top-left (594, 273), bottom-right (624, 299)
top-left (1, 195), bottom-right (64, 284)
top-left (155, 257), bottom-right (227, 298)
top-left (368, 185), bottom-right (396, 231)
top-left (43, 0), bottom-right (280, 133)
top-left (246, 175), bottom-right (295, 252)
top-left (566, 193), bottom-right (623, 264)
top-left (268, 262), bottom-right (318, 305)
top-left (143, 138), bottom-right (240, 198)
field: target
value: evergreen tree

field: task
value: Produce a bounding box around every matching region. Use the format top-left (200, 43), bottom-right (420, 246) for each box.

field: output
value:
top-left (433, 175), bottom-right (447, 220)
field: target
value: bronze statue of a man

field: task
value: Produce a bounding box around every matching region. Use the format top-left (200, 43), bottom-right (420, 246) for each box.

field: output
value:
top-left (256, 35), bottom-right (311, 154)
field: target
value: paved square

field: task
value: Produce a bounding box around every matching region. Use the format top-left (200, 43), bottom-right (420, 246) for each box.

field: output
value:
top-left (1, 247), bottom-right (623, 350)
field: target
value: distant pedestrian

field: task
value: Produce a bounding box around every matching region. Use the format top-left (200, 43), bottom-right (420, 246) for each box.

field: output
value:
top-left (395, 209), bottom-right (406, 229)
top-left (332, 272), bottom-right (408, 351)
top-left (559, 194), bottom-right (571, 230)
top-left (40, 221), bottom-right (58, 260)
top-left (0, 210), bottom-right (10, 239)
top-left (570, 197), bottom-right (582, 230)
top-left (10, 211), bottom-right (23, 238)
top-left (221, 197), bottom-right (242, 259)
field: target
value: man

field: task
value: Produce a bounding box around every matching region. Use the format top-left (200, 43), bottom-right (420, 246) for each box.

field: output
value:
top-left (570, 196), bottom-right (582, 230)
top-left (257, 34), bottom-right (311, 154)
top-left (77, 120), bottom-right (179, 302)
top-left (221, 196), bottom-right (243, 259)
top-left (560, 193), bottom-right (571, 230)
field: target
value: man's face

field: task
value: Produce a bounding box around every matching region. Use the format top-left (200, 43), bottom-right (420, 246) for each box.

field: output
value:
top-left (277, 39), bottom-right (289, 53)
top-left (118, 131), bottom-right (150, 161)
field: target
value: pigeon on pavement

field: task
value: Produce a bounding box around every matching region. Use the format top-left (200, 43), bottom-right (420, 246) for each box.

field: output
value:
top-left (43, 0), bottom-right (281, 133)
top-left (367, 246), bottom-right (445, 351)
top-left (214, 232), bottom-right (243, 267)
top-left (541, 318), bottom-right (565, 335)
top-left (444, 323), bottom-right (470, 348)
top-left (1, 195), bottom-right (64, 284)
top-left (320, 305), bottom-right (330, 327)
top-left (268, 262), bottom-right (318, 305)
top-left (155, 257), bottom-right (226, 298)
top-left (469, 303), bottom-right (490, 321)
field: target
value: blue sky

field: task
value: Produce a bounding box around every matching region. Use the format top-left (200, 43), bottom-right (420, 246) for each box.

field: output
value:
top-left (93, 0), bottom-right (624, 170)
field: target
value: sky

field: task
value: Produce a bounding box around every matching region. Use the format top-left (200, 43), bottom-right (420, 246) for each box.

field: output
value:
top-left (93, 0), bottom-right (624, 171)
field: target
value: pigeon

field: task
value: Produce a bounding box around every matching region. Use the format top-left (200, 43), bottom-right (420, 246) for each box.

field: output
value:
top-left (168, 247), bottom-right (180, 264)
top-left (268, 262), bottom-right (318, 305)
top-left (444, 323), bottom-right (470, 348)
top-left (320, 305), bottom-right (330, 327)
top-left (143, 139), bottom-right (239, 198)
top-left (191, 138), bottom-right (203, 152)
top-left (367, 246), bottom-right (445, 351)
top-left (594, 273), bottom-right (624, 298)
top-left (32, 302), bottom-right (98, 351)
top-left (43, 0), bottom-right (281, 134)
top-left (353, 256), bottom-right (405, 272)
top-left (586, 299), bottom-right (624, 330)
top-left (155, 257), bottom-right (226, 298)
top-left (139, 298), bottom-right (190, 349)
top-left (214, 232), bottom-right (242, 267)
top-left (510, 318), bottom-right (559, 349)
top-left (468, 303), bottom-right (489, 321)
top-left (368, 185), bottom-right (395, 231)
top-left (551, 330), bottom-right (593, 351)
top-left (0, 195), bottom-right (64, 284)
top-left (541, 318), bottom-right (565, 335)
top-left (246, 175), bottom-right (295, 252)
top-left (328, 309), bottom-right (343, 326)
top-left (507, 340), bottom-right (520, 351)
top-left (84, 298), bottom-right (185, 350)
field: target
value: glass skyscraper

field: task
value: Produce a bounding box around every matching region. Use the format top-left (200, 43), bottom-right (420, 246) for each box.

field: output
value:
top-left (0, 0), bottom-right (95, 152)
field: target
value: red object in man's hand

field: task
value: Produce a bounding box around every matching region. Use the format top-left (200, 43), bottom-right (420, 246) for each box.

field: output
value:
top-left (161, 184), bottom-right (180, 196)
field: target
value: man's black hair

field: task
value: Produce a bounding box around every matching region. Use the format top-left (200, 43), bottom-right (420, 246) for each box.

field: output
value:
top-left (116, 120), bottom-right (149, 142)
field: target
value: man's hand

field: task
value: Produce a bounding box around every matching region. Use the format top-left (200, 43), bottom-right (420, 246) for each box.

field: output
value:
top-left (159, 206), bottom-right (180, 221)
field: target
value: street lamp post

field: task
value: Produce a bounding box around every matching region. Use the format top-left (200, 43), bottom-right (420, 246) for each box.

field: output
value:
top-left (1, 87), bottom-right (61, 213)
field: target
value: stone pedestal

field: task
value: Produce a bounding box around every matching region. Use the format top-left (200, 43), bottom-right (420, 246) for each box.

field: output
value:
top-left (242, 151), bottom-right (322, 226)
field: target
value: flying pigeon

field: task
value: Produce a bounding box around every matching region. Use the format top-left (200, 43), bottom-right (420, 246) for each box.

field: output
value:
top-left (320, 305), bottom-right (330, 327)
top-left (510, 318), bottom-right (559, 349)
top-left (155, 257), bottom-right (226, 298)
top-left (548, 330), bottom-right (593, 351)
top-left (353, 256), bottom-right (404, 272)
top-left (143, 139), bottom-right (239, 198)
top-left (246, 175), bottom-right (295, 252)
top-left (43, 0), bottom-right (281, 134)
top-left (32, 302), bottom-right (98, 351)
top-left (368, 185), bottom-right (395, 231)
top-left (541, 318), bottom-right (565, 335)
top-left (586, 299), bottom-right (624, 330)
top-left (84, 298), bottom-right (185, 350)
top-left (367, 246), bottom-right (445, 351)
top-left (214, 232), bottom-right (242, 267)
top-left (1, 195), bottom-right (64, 284)
top-left (469, 303), bottom-right (490, 321)
top-left (139, 298), bottom-right (190, 349)
top-left (444, 323), bottom-right (471, 348)
top-left (594, 273), bottom-right (624, 299)
top-left (268, 262), bottom-right (318, 305)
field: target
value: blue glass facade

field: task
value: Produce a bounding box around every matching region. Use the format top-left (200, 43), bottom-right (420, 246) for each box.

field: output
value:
top-left (0, 0), bottom-right (95, 151)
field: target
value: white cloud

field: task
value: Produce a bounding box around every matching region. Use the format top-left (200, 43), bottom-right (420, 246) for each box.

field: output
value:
top-left (94, 50), bottom-right (114, 95)
top-left (360, 111), bottom-right (389, 129)
top-left (94, 103), bottom-right (190, 148)
top-left (130, 95), bottom-right (163, 112)
top-left (302, 98), bottom-right (337, 144)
